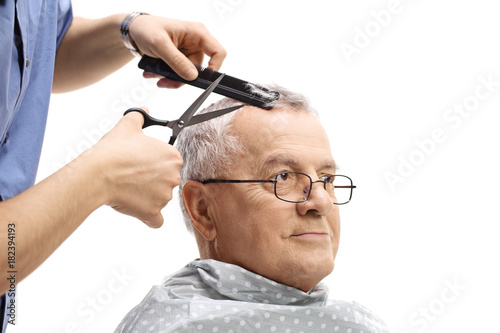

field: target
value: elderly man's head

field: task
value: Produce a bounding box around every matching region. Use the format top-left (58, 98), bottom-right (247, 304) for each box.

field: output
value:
top-left (177, 86), bottom-right (342, 292)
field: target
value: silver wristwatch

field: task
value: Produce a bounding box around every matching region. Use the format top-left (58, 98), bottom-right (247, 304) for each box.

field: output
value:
top-left (120, 12), bottom-right (149, 57)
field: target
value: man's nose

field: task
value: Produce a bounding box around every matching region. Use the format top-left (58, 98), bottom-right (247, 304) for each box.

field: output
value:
top-left (296, 181), bottom-right (333, 216)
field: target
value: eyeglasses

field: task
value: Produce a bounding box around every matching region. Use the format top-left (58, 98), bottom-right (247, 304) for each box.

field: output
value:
top-left (201, 172), bottom-right (356, 205)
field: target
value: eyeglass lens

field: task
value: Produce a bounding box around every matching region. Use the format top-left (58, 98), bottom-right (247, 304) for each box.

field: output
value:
top-left (274, 172), bottom-right (353, 204)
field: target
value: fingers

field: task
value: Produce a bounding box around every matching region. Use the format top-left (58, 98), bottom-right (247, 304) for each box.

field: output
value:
top-left (154, 22), bottom-right (226, 80)
top-left (143, 71), bottom-right (185, 89)
top-left (111, 197), bottom-right (165, 229)
top-left (117, 162), bottom-right (180, 228)
top-left (141, 214), bottom-right (164, 229)
top-left (133, 17), bottom-right (227, 85)
top-left (99, 106), bottom-right (183, 228)
top-left (143, 72), bottom-right (164, 79)
top-left (134, 196), bottom-right (167, 229)
top-left (157, 78), bottom-right (184, 89)
top-left (160, 39), bottom-right (199, 81)
top-left (206, 45), bottom-right (227, 72)
top-left (190, 24), bottom-right (227, 71)
top-left (186, 51), bottom-right (205, 68)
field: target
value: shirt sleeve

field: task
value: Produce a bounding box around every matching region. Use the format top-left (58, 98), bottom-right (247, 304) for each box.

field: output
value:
top-left (56, 0), bottom-right (73, 48)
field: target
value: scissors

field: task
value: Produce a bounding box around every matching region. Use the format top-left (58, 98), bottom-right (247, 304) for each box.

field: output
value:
top-left (123, 74), bottom-right (244, 145)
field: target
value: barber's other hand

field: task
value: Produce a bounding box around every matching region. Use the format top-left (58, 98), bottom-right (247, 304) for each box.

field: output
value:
top-left (128, 16), bottom-right (227, 89)
top-left (91, 107), bottom-right (182, 227)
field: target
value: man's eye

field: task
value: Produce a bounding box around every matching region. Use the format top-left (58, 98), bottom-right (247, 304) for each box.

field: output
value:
top-left (322, 175), bottom-right (335, 185)
top-left (276, 172), bottom-right (290, 181)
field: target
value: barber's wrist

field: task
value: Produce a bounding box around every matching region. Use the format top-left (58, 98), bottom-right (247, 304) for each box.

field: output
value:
top-left (120, 12), bottom-right (149, 57)
top-left (69, 145), bottom-right (112, 209)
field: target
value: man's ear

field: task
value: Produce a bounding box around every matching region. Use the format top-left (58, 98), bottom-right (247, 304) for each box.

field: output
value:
top-left (182, 180), bottom-right (216, 241)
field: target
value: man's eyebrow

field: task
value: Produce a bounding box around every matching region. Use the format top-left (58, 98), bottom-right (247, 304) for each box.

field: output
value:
top-left (262, 155), bottom-right (337, 172)
top-left (264, 155), bottom-right (300, 169)
top-left (321, 161), bottom-right (338, 172)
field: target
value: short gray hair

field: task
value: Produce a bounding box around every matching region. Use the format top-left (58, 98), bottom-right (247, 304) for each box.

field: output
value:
top-left (176, 84), bottom-right (318, 232)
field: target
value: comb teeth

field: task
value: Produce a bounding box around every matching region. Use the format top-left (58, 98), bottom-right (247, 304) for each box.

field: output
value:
top-left (139, 55), bottom-right (279, 109)
top-left (197, 66), bottom-right (216, 81)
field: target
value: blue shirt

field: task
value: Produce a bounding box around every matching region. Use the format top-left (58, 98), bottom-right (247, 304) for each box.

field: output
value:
top-left (0, 0), bottom-right (73, 331)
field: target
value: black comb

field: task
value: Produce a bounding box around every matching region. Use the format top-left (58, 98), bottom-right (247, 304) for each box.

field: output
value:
top-left (138, 55), bottom-right (279, 110)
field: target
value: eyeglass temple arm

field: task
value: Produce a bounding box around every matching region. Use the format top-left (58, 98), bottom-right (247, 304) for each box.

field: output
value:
top-left (201, 179), bottom-right (275, 184)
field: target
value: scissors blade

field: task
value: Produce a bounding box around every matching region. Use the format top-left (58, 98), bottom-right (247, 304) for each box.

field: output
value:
top-left (171, 73), bottom-right (225, 137)
top-left (184, 104), bottom-right (244, 128)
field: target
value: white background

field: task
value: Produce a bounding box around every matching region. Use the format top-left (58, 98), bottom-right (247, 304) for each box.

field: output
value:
top-left (11, 0), bottom-right (500, 332)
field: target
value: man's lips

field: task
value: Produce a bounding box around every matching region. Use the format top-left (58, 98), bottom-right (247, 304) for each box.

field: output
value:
top-left (290, 232), bottom-right (330, 238)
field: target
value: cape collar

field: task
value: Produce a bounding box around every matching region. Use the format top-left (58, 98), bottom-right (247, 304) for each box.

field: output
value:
top-left (188, 259), bottom-right (329, 306)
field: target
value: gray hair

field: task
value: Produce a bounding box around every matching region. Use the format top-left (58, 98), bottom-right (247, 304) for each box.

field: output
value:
top-left (176, 84), bottom-right (318, 232)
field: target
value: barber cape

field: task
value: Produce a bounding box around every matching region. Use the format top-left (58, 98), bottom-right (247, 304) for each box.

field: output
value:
top-left (114, 259), bottom-right (389, 333)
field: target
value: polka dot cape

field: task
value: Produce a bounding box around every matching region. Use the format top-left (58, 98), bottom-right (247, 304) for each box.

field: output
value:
top-left (114, 260), bottom-right (389, 333)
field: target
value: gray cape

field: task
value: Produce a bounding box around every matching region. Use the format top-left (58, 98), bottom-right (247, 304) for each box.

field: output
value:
top-left (114, 259), bottom-right (389, 333)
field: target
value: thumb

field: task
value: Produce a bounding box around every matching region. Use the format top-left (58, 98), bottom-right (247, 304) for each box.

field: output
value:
top-left (122, 106), bottom-right (150, 130)
top-left (160, 40), bottom-right (198, 81)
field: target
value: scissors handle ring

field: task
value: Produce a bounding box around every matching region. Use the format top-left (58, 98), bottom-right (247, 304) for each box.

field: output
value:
top-left (123, 108), bottom-right (169, 129)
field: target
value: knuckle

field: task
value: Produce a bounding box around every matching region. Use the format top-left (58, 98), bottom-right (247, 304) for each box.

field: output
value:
top-left (167, 148), bottom-right (183, 166)
top-left (162, 172), bottom-right (180, 187)
top-left (220, 48), bottom-right (228, 59)
top-left (216, 46), bottom-right (227, 58)
top-left (193, 22), bottom-right (206, 31)
top-left (175, 158), bottom-right (183, 170)
top-left (160, 182), bottom-right (175, 199)
top-left (169, 52), bottom-right (188, 69)
top-left (146, 206), bottom-right (162, 220)
top-left (161, 194), bottom-right (173, 207)
top-left (170, 147), bottom-right (182, 159)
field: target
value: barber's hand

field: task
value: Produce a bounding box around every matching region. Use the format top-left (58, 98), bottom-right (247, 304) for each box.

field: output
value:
top-left (128, 16), bottom-right (227, 89)
top-left (92, 107), bottom-right (182, 227)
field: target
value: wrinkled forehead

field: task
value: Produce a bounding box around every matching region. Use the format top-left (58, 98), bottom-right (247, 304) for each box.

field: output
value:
top-left (232, 106), bottom-right (334, 172)
top-left (234, 105), bottom-right (327, 141)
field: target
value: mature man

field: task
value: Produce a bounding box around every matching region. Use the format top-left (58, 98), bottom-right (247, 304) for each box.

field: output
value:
top-left (114, 86), bottom-right (389, 332)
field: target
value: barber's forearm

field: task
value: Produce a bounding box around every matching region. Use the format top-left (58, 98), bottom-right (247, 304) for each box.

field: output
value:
top-left (0, 150), bottom-right (106, 294)
top-left (52, 14), bottom-right (133, 93)
top-left (0, 110), bottom-right (183, 294)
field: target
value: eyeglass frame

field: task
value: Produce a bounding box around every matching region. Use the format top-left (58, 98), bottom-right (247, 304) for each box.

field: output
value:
top-left (200, 172), bottom-right (356, 205)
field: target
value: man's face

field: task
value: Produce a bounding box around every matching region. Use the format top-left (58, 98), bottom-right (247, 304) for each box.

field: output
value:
top-left (203, 106), bottom-right (340, 292)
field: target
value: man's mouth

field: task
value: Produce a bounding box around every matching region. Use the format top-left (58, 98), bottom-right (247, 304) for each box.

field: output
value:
top-left (290, 232), bottom-right (329, 238)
